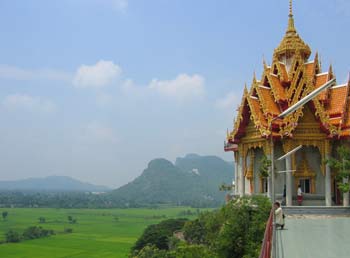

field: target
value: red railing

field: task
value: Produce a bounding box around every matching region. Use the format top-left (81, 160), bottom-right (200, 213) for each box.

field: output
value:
top-left (259, 209), bottom-right (274, 258)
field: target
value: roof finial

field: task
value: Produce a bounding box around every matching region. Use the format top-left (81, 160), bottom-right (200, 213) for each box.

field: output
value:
top-left (287, 0), bottom-right (296, 34)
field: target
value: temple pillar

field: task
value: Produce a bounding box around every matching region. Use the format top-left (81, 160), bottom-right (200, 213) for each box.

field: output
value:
top-left (236, 154), bottom-right (245, 196)
top-left (240, 155), bottom-right (245, 196)
top-left (267, 154), bottom-right (272, 199)
top-left (325, 153), bottom-right (332, 206)
top-left (286, 155), bottom-right (292, 206)
top-left (234, 153), bottom-right (239, 195)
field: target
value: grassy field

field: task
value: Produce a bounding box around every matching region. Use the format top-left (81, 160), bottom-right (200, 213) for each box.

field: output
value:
top-left (0, 207), bottom-right (205, 258)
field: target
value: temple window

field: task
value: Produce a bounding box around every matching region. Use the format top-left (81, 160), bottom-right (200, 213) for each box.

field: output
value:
top-left (300, 178), bottom-right (311, 193)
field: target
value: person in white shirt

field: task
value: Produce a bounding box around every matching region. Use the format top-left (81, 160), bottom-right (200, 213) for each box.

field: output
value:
top-left (297, 184), bottom-right (303, 206)
top-left (274, 201), bottom-right (285, 230)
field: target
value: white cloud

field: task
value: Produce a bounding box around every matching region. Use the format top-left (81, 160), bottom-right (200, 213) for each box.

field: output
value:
top-left (0, 64), bottom-right (71, 81)
top-left (81, 122), bottom-right (119, 144)
top-left (3, 94), bottom-right (56, 113)
top-left (148, 74), bottom-right (205, 100)
top-left (215, 91), bottom-right (239, 110)
top-left (73, 60), bottom-right (122, 89)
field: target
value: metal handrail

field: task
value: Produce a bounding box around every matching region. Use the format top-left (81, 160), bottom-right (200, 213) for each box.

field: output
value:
top-left (259, 208), bottom-right (274, 258)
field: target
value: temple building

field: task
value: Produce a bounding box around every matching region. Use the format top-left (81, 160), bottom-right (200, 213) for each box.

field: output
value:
top-left (225, 1), bottom-right (350, 206)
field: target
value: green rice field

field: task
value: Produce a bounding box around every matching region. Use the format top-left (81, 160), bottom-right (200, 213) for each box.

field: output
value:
top-left (0, 207), bottom-right (204, 258)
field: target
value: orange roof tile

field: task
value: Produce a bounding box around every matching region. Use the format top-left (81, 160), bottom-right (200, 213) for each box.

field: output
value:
top-left (269, 74), bottom-right (287, 100)
top-left (258, 86), bottom-right (281, 115)
top-left (304, 62), bottom-right (315, 78)
top-left (315, 73), bottom-right (329, 101)
top-left (315, 73), bottom-right (328, 87)
top-left (327, 85), bottom-right (348, 117)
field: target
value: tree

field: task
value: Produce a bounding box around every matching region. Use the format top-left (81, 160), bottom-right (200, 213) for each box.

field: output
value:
top-left (22, 226), bottom-right (54, 240)
top-left (132, 218), bottom-right (188, 253)
top-left (326, 146), bottom-right (350, 193)
top-left (327, 145), bottom-right (350, 206)
top-left (215, 196), bottom-right (271, 258)
top-left (259, 154), bottom-right (271, 178)
top-left (129, 196), bottom-right (271, 258)
top-left (5, 230), bottom-right (21, 243)
top-left (38, 217), bottom-right (46, 223)
top-left (67, 215), bottom-right (77, 224)
top-left (2, 211), bottom-right (8, 220)
top-left (131, 245), bottom-right (173, 258)
top-left (174, 244), bottom-right (216, 258)
top-left (183, 218), bottom-right (206, 244)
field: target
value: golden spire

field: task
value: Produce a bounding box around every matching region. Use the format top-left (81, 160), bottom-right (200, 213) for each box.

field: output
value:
top-left (287, 0), bottom-right (296, 34)
top-left (274, 0), bottom-right (311, 60)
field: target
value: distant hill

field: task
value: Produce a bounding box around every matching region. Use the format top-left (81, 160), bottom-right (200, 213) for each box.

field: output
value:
top-left (111, 154), bottom-right (234, 207)
top-left (0, 176), bottom-right (110, 192)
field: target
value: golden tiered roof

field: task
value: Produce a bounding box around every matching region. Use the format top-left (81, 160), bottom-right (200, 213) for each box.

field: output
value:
top-left (227, 2), bottom-right (350, 145)
top-left (274, 2), bottom-right (311, 60)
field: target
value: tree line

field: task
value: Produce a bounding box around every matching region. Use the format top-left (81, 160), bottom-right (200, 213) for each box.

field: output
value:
top-left (0, 191), bottom-right (221, 209)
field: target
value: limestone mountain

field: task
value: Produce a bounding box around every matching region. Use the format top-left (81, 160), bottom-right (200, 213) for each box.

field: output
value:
top-left (111, 154), bottom-right (234, 207)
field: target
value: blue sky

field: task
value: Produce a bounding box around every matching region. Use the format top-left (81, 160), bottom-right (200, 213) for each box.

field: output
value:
top-left (0, 0), bottom-right (349, 187)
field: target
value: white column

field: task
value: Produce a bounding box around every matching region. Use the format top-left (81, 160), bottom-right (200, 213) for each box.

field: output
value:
top-left (267, 154), bottom-right (272, 199)
top-left (239, 155), bottom-right (245, 197)
top-left (234, 153), bottom-right (239, 195)
top-left (286, 155), bottom-right (293, 206)
top-left (236, 154), bottom-right (242, 196)
top-left (325, 154), bottom-right (332, 206)
top-left (343, 178), bottom-right (349, 207)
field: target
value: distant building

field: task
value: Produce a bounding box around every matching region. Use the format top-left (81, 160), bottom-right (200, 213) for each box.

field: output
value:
top-left (225, 1), bottom-right (350, 206)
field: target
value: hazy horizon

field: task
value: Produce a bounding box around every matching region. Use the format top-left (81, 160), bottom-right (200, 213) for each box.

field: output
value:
top-left (0, 153), bottom-right (233, 188)
top-left (1, 0), bottom-right (349, 187)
